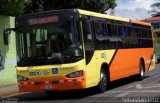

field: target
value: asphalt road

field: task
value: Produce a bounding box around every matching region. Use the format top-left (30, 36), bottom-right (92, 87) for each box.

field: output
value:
top-left (2, 64), bottom-right (160, 103)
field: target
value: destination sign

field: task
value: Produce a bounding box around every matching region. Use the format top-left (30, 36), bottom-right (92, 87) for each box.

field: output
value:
top-left (28, 16), bottom-right (59, 25)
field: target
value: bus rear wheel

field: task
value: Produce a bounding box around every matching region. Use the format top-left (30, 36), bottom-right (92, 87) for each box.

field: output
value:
top-left (138, 60), bottom-right (145, 80)
top-left (96, 69), bottom-right (108, 93)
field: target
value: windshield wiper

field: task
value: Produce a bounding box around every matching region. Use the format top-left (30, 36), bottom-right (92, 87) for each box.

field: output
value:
top-left (22, 57), bottom-right (45, 61)
top-left (19, 56), bottom-right (64, 66)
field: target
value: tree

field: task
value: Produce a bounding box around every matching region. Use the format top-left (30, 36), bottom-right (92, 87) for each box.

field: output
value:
top-left (24, 0), bottom-right (117, 14)
top-left (0, 0), bottom-right (26, 16)
top-left (24, 0), bottom-right (43, 13)
top-left (150, 2), bottom-right (160, 15)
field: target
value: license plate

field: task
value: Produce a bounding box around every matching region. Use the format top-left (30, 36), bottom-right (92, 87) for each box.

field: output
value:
top-left (45, 84), bottom-right (53, 90)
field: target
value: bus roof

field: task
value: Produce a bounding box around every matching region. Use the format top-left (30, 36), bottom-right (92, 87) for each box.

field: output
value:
top-left (77, 9), bottom-right (130, 22)
top-left (131, 20), bottom-right (151, 26)
top-left (16, 9), bottom-right (151, 27)
top-left (16, 9), bottom-right (77, 20)
top-left (78, 9), bottom-right (151, 27)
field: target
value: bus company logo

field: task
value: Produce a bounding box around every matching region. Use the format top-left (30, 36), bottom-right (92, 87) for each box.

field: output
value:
top-left (29, 71), bottom-right (41, 76)
top-left (43, 70), bottom-right (49, 75)
top-left (101, 53), bottom-right (107, 59)
top-left (52, 68), bottom-right (58, 74)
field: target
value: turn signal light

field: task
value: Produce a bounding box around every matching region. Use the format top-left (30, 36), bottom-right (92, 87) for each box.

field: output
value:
top-left (17, 75), bottom-right (29, 81)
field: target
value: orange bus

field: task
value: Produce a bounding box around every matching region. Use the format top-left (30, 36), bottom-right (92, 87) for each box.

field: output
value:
top-left (3, 9), bottom-right (155, 94)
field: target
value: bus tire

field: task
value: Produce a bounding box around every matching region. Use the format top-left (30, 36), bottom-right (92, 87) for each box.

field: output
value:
top-left (138, 60), bottom-right (145, 80)
top-left (96, 69), bottom-right (107, 93)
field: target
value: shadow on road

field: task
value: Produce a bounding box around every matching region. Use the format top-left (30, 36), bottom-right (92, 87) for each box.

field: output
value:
top-left (10, 75), bottom-right (150, 101)
top-left (109, 75), bottom-right (149, 90)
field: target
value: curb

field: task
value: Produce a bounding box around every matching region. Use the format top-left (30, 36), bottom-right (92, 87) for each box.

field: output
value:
top-left (0, 91), bottom-right (20, 98)
top-left (0, 84), bottom-right (20, 98)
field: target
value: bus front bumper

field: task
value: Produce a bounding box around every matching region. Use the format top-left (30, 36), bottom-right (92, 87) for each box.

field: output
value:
top-left (18, 77), bottom-right (86, 92)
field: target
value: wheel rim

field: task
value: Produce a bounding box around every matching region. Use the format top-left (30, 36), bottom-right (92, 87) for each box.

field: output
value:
top-left (101, 71), bottom-right (107, 89)
top-left (140, 64), bottom-right (144, 77)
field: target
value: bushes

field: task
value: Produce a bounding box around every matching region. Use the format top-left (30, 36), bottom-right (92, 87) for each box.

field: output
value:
top-left (0, 0), bottom-right (26, 16)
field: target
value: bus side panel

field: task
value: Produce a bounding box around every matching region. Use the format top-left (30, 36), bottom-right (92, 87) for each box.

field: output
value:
top-left (109, 48), bottom-right (154, 81)
top-left (85, 52), bottom-right (99, 88)
top-left (148, 52), bottom-right (155, 71)
top-left (85, 50), bottom-right (116, 88)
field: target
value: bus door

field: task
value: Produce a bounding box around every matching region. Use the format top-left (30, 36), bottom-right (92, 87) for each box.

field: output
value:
top-left (81, 17), bottom-right (98, 87)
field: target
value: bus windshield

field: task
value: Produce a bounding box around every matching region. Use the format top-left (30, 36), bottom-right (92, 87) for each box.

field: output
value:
top-left (16, 15), bottom-right (83, 66)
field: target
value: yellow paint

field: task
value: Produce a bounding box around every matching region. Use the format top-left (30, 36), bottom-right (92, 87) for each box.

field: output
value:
top-left (149, 53), bottom-right (155, 71)
top-left (17, 50), bottom-right (116, 88)
top-left (78, 9), bottom-right (130, 22)
top-left (16, 59), bottom-right (85, 78)
top-left (85, 50), bottom-right (116, 88)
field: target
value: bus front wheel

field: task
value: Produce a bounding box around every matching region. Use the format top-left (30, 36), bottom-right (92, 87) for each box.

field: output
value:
top-left (96, 69), bottom-right (108, 93)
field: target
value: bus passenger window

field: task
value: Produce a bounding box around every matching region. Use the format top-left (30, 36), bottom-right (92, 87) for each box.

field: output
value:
top-left (84, 32), bottom-right (94, 49)
top-left (82, 18), bottom-right (95, 64)
top-left (82, 20), bottom-right (94, 50)
top-left (95, 22), bottom-right (109, 50)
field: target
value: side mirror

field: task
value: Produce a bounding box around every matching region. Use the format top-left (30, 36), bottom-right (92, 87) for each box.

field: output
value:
top-left (3, 28), bottom-right (12, 45)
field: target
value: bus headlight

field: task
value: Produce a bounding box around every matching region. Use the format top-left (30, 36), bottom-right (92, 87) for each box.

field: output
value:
top-left (66, 70), bottom-right (83, 78)
top-left (17, 75), bottom-right (29, 81)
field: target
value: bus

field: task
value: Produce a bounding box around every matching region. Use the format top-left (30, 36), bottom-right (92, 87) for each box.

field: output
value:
top-left (3, 9), bottom-right (155, 94)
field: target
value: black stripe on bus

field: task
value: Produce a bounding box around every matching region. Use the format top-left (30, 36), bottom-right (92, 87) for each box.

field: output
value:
top-left (108, 49), bottom-right (118, 67)
top-left (147, 51), bottom-right (155, 71)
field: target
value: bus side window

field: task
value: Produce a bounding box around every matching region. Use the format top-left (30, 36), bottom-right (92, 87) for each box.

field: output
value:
top-left (95, 22), bottom-right (109, 50)
top-left (82, 20), bottom-right (94, 50)
top-left (82, 19), bottom-right (95, 65)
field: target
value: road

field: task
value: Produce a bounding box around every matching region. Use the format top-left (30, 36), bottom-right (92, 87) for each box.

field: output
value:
top-left (1, 64), bottom-right (160, 103)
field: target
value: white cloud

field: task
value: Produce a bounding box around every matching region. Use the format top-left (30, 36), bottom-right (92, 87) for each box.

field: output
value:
top-left (114, 0), bottom-right (158, 20)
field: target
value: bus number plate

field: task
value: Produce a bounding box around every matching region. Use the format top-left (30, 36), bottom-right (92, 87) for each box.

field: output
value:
top-left (45, 84), bottom-right (53, 90)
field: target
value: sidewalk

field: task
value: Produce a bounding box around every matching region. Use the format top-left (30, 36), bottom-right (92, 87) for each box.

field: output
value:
top-left (0, 84), bottom-right (19, 98)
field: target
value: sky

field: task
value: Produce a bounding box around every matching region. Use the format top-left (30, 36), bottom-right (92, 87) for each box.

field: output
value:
top-left (114, 0), bottom-right (159, 20)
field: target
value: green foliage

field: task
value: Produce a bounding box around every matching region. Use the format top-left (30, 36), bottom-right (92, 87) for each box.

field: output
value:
top-left (0, 0), bottom-right (117, 16)
top-left (24, 0), bottom-right (43, 13)
top-left (150, 2), bottom-right (160, 15)
top-left (24, 0), bottom-right (117, 14)
top-left (0, 0), bottom-right (26, 16)
top-left (151, 2), bottom-right (160, 8)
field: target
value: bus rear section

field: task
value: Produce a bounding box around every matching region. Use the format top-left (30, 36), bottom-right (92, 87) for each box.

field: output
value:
top-left (78, 9), bottom-right (155, 83)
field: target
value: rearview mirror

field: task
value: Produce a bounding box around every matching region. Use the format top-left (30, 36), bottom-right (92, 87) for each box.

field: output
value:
top-left (3, 28), bottom-right (12, 45)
